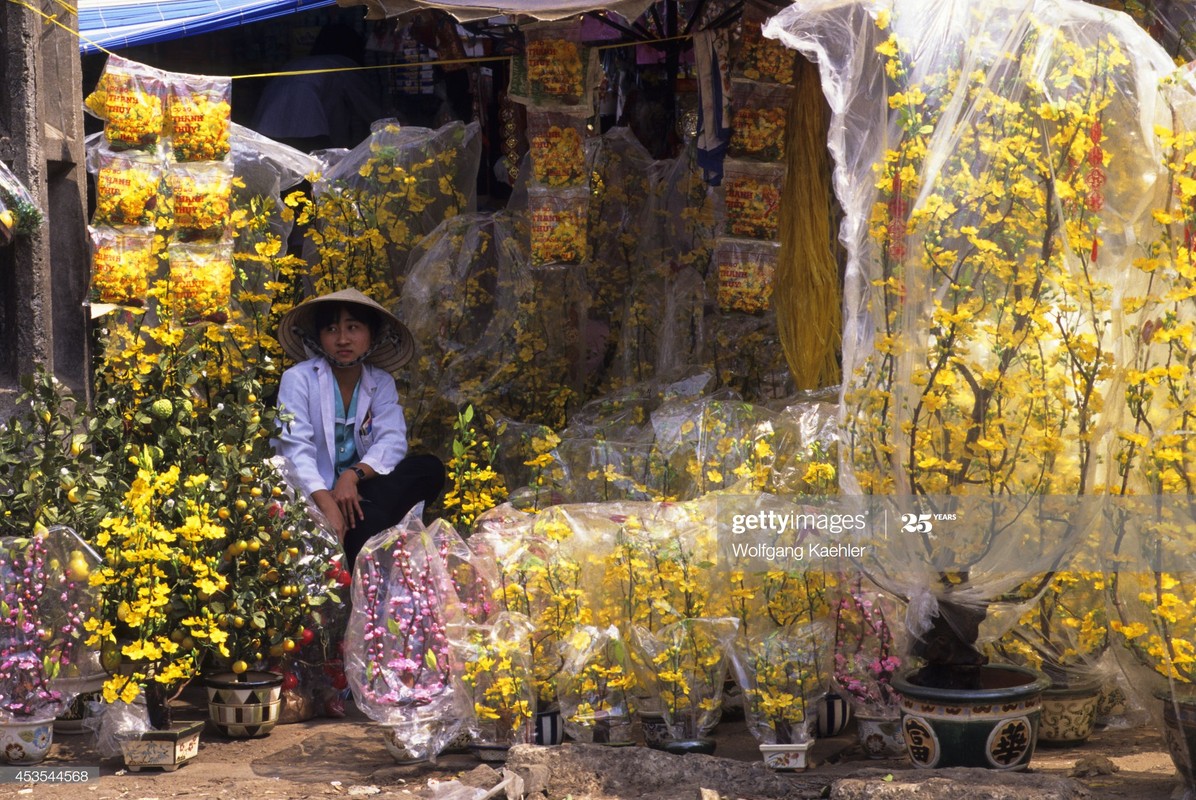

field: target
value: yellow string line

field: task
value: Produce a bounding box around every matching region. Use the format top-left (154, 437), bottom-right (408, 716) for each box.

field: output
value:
top-left (230, 33), bottom-right (695, 79)
top-left (7, 0), bottom-right (114, 56)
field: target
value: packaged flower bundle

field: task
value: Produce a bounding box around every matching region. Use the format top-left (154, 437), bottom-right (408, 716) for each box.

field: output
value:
top-left (529, 186), bottom-right (589, 266)
top-left (510, 21), bottom-right (596, 108)
top-left (0, 527), bottom-right (98, 721)
top-left (167, 162), bottom-right (234, 241)
top-left (0, 160), bottom-right (43, 244)
top-left (629, 618), bottom-right (738, 745)
top-left (831, 575), bottom-right (902, 718)
top-left (734, 7), bottom-right (797, 86)
top-left (84, 55), bottom-right (167, 152)
top-left (89, 150), bottom-right (164, 228)
top-left (556, 625), bottom-right (636, 744)
top-left (728, 623), bottom-right (829, 746)
top-left (345, 509), bottom-right (469, 762)
top-left (721, 160), bottom-right (784, 241)
top-left (168, 73), bottom-right (232, 162)
top-left (469, 505), bottom-right (590, 706)
top-left (452, 613), bottom-right (536, 750)
top-left (714, 237), bottom-right (779, 314)
top-left (89, 226), bottom-right (156, 307)
top-left (429, 518), bottom-right (498, 624)
top-left (527, 109), bottom-right (590, 188)
top-left (165, 241), bottom-right (234, 324)
top-left (728, 80), bottom-right (790, 162)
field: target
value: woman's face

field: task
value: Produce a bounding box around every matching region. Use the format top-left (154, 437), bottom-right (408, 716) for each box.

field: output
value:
top-left (319, 307), bottom-right (373, 367)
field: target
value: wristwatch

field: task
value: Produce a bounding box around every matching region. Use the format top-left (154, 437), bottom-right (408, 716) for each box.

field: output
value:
top-left (350, 466), bottom-right (367, 482)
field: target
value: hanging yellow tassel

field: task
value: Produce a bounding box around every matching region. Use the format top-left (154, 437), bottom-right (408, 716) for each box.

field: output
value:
top-left (776, 56), bottom-right (842, 390)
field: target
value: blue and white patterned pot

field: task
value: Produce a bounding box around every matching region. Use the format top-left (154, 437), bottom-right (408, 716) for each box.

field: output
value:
top-left (535, 707), bottom-right (564, 745)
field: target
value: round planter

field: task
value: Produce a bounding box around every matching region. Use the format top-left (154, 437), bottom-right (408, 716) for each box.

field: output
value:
top-left (204, 670), bottom-right (283, 738)
top-left (638, 711), bottom-right (671, 749)
top-left (856, 714), bottom-right (905, 759)
top-left (534, 707), bottom-right (564, 745)
top-left (759, 741), bottom-right (812, 771)
top-left (892, 664), bottom-right (1050, 770)
top-left (1160, 692), bottom-right (1196, 792)
top-left (1038, 681), bottom-right (1101, 747)
top-left (0, 717), bottom-right (54, 765)
top-left (381, 724), bottom-right (428, 764)
top-left (55, 687), bottom-right (104, 735)
top-left (661, 737), bottom-right (717, 756)
top-left (815, 692), bottom-right (852, 737)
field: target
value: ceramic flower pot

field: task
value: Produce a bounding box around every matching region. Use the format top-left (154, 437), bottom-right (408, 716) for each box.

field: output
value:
top-left (661, 737), bottom-right (717, 756)
top-left (1038, 680), bottom-right (1101, 747)
top-left (119, 720), bottom-right (203, 772)
top-left (815, 692), bottom-right (852, 737)
top-left (855, 714), bottom-right (905, 759)
top-left (759, 740), bottom-right (812, 771)
top-left (637, 711), bottom-right (671, 749)
top-left (534, 706), bottom-right (564, 745)
top-left (204, 670), bottom-right (283, 738)
top-left (1160, 691), bottom-right (1196, 793)
top-left (892, 664), bottom-right (1050, 771)
top-left (0, 717), bottom-right (55, 764)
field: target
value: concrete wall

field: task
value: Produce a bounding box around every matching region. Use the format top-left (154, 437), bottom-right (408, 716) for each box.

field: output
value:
top-left (0, 2), bottom-right (91, 415)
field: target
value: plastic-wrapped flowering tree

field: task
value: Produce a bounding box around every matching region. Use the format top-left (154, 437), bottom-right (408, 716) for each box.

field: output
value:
top-left (556, 625), bottom-right (636, 744)
top-left (765, 0), bottom-right (1175, 770)
top-left (345, 508), bottom-right (468, 763)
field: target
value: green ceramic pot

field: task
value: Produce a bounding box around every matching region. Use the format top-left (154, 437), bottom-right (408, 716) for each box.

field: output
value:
top-left (892, 664), bottom-right (1050, 770)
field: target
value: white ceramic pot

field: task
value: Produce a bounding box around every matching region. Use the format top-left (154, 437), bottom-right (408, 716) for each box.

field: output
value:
top-left (0, 717), bottom-right (54, 765)
top-left (759, 740), bottom-right (813, 771)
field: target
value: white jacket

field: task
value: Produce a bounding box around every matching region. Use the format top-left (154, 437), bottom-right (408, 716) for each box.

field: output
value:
top-left (275, 357), bottom-right (408, 500)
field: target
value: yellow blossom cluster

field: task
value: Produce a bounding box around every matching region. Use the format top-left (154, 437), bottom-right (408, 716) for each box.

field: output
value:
top-left (169, 88), bottom-right (232, 162)
top-left (730, 102), bottom-right (787, 161)
top-left (529, 121), bottom-right (588, 187)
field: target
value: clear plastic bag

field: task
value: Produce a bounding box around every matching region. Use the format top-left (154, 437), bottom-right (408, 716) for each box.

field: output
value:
top-left (166, 161), bottom-right (234, 242)
top-left (89, 226), bottom-right (156, 308)
top-left (713, 236), bottom-right (780, 314)
top-left (720, 159), bottom-right (784, 240)
top-left (733, 5), bottom-right (797, 86)
top-left (727, 623), bottom-right (830, 745)
top-left (167, 72), bottom-right (232, 162)
top-left (528, 186), bottom-right (589, 266)
top-left (509, 21), bottom-right (600, 108)
top-left (0, 160), bottom-right (43, 242)
top-left (526, 109), bottom-right (591, 188)
top-left (84, 55), bottom-right (168, 153)
top-left (556, 625), bottom-right (636, 743)
top-left (164, 241), bottom-right (234, 324)
top-left (728, 80), bottom-right (790, 162)
top-left (345, 508), bottom-right (468, 760)
top-left (88, 148), bottom-right (165, 228)
top-left (451, 613), bottom-right (536, 746)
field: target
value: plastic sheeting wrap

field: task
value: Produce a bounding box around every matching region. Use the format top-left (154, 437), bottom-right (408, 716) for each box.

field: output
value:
top-left (398, 211), bottom-right (585, 448)
top-left (764, 0), bottom-right (1176, 652)
top-left (345, 510), bottom-right (469, 759)
top-left (308, 120), bottom-right (481, 301)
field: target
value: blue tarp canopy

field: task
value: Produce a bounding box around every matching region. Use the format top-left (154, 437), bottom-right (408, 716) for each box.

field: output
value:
top-left (77, 0), bottom-right (338, 55)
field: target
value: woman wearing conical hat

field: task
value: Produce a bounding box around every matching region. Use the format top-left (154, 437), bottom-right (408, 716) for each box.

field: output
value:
top-left (275, 288), bottom-right (444, 571)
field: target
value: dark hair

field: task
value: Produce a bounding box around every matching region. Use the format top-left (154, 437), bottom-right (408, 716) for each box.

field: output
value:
top-left (312, 301), bottom-right (382, 337)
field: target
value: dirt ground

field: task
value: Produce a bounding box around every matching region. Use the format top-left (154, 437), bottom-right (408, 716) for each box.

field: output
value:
top-left (16, 694), bottom-right (1181, 800)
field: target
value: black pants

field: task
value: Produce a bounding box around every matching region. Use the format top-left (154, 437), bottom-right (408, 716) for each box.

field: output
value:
top-left (342, 453), bottom-right (445, 572)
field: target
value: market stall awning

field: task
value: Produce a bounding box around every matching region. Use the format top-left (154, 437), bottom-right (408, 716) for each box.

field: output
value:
top-left (336, 0), bottom-right (653, 23)
top-left (77, 0), bottom-right (338, 55)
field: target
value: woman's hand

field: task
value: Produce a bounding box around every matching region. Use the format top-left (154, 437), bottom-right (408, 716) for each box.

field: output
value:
top-left (312, 490), bottom-right (347, 541)
top-left (331, 471), bottom-right (365, 529)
